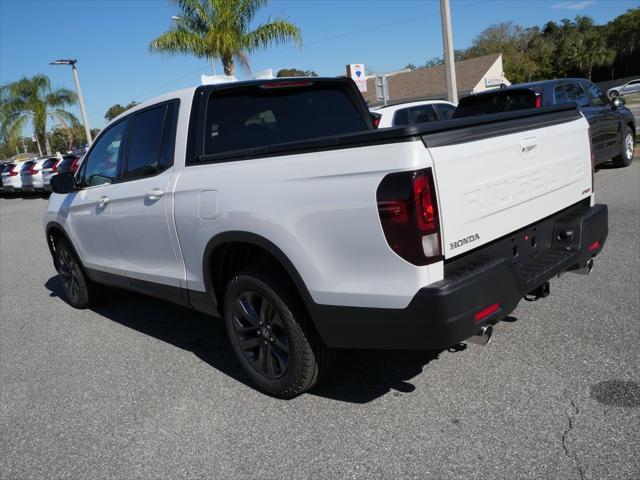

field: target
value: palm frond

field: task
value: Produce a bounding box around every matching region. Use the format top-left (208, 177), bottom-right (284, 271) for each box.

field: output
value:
top-left (45, 88), bottom-right (77, 108)
top-left (244, 18), bottom-right (301, 52)
top-left (150, 28), bottom-right (211, 58)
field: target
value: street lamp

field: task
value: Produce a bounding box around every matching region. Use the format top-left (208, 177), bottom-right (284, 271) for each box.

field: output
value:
top-left (50, 59), bottom-right (93, 144)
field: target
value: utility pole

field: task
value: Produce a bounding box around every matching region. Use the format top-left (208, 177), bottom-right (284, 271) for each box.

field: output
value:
top-left (440, 0), bottom-right (458, 104)
top-left (50, 59), bottom-right (93, 145)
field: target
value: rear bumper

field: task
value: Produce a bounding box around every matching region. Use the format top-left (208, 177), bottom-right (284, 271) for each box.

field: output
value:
top-left (312, 201), bottom-right (608, 350)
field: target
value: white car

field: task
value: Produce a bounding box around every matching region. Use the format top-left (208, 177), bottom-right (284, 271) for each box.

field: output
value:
top-left (19, 158), bottom-right (46, 192)
top-left (40, 156), bottom-right (63, 191)
top-left (2, 161), bottom-right (27, 192)
top-left (45, 78), bottom-right (607, 397)
top-left (371, 100), bottom-right (457, 128)
top-left (607, 79), bottom-right (640, 98)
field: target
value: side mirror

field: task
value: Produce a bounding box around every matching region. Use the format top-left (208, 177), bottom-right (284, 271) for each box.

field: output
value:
top-left (612, 97), bottom-right (625, 108)
top-left (50, 172), bottom-right (76, 194)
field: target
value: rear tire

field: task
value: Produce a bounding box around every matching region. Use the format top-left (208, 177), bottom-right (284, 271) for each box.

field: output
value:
top-left (612, 126), bottom-right (634, 168)
top-left (224, 271), bottom-right (333, 398)
top-left (55, 237), bottom-right (97, 309)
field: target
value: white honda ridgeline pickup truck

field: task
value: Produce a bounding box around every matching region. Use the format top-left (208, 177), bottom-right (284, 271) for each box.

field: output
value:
top-left (45, 78), bottom-right (608, 398)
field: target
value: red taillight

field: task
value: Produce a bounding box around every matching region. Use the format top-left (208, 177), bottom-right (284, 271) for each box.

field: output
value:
top-left (474, 302), bottom-right (500, 322)
top-left (52, 160), bottom-right (59, 172)
top-left (9, 166), bottom-right (18, 176)
top-left (373, 117), bottom-right (380, 128)
top-left (535, 95), bottom-right (541, 108)
top-left (260, 81), bottom-right (313, 89)
top-left (588, 240), bottom-right (601, 252)
top-left (71, 158), bottom-right (79, 173)
top-left (377, 167), bottom-right (442, 265)
top-left (28, 163), bottom-right (37, 175)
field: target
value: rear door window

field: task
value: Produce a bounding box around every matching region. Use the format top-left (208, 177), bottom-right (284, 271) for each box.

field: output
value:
top-left (453, 89), bottom-right (537, 118)
top-left (125, 106), bottom-right (166, 180)
top-left (434, 103), bottom-right (456, 120)
top-left (407, 105), bottom-right (439, 124)
top-left (554, 86), bottom-right (568, 105)
top-left (392, 108), bottom-right (410, 127)
top-left (43, 158), bottom-right (58, 169)
top-left (202, 82), bottom-right (369, 157)
top-left (564, 83), bottom-right (590, 108)
top-left (584, 82), bottom-right (608, 107)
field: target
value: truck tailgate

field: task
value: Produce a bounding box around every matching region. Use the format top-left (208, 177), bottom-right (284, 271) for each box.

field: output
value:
top-left (425, 110), bottom-right (592, 259)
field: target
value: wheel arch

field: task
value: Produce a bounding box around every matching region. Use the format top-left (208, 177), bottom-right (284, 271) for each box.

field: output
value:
top-left (45, 221), bottom-right (75, 270)
top-left (201, 231), bottom-right (317, 320)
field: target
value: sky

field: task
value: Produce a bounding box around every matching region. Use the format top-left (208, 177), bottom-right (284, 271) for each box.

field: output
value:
top-left (0, 0), bottom-right (637, 133)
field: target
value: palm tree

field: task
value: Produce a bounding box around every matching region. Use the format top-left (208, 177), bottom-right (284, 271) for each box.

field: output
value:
top-left (564, 31), bottom-right (615, 80)
top-left (3, 74), bottom-right (79, 155)
top-left (150, 0), bottom-right (301, 76)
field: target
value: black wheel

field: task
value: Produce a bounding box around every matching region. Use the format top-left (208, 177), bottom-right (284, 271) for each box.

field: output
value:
top-left (55, 237), bottom-right (95, 309)
top-left (609, 90), bottom-right (619, 98)
top-left (612, 126), bottom-right (635, 167)
top-left (224, 271), bottom-right (333, 398)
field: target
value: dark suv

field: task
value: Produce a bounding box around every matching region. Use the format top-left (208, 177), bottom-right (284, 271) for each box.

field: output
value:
top-left (455, 79), bottom-right (636, 167)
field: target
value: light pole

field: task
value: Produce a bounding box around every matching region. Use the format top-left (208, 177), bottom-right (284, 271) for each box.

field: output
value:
top-left (440, 0), bottom-right (458, 104)
top-left (50, 59), bottom-right (93, 144)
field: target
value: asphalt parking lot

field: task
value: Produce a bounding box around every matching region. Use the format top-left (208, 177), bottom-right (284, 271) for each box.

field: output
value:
top-left (1, 159), bottom-right (639, 480)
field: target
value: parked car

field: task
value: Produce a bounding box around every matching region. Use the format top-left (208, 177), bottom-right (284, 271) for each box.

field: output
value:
top-left (45, 77), bottom-right (607, 398)
top-left (20, 159), bottom-right (44, 192)
top-left (2, 161), bottom-right (27, 192)
top-left (607, 79), bottom-right (640, 98)
top-left (56, 154), bottom-right (82, 175)
top-left (456, 79), bottom-right (636, 167)
top-left (41, 157), bottom-right (62, 191)
top-left (453, 88), bottom-right (539, 117)
top-left (371, 100), bottom-right (457, 128)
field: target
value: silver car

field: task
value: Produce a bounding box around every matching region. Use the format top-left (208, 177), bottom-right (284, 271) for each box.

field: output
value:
top-left (607, 79), bottom-right (640, 98)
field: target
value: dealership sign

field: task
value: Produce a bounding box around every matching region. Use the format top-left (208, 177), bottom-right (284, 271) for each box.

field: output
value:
top-left (347, 64), bottom-right (367, 92)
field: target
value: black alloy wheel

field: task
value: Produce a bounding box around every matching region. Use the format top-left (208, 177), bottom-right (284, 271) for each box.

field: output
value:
top-left (231, 291), bottom-right (290, 379)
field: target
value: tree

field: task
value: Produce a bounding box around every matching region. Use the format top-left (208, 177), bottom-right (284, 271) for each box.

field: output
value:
top-left (562, 30), bottom-right (614, 80)
top-left (105, 101), bottom-right (139, 122)
top-left (276, 68), bottom-right (317, 77)
top-left (1, 74), bottom-right (78, 155)
top-left (404, 63), bottom-right (417, 71)
top-left (150, 0), bottom-right (301, 76)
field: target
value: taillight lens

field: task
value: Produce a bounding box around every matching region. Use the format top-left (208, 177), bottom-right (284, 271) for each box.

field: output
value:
top-left (535, 94), bottom-right (541, 108)
top-left (28, 163), bottom-right (37, 175)
top-left (52, 160), bottom-right (59, 172)
top-left (377, 167), bottom-right (442, 265)
top-left (9, 166), bottom-right (18, 176)
top-left (71, 158), bottom-right (79, 172)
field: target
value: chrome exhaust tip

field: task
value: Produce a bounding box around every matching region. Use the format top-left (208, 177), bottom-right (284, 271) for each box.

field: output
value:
top-left (571, 257), bottom-right (594, 275)
top-left (467, 324), bottom-right (493, 346)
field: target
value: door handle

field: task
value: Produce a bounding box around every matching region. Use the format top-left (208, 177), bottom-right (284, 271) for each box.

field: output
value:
top-left (145, 189), bottom-right (164, 200)
top-left (97, 196), bottom-right (109, 207)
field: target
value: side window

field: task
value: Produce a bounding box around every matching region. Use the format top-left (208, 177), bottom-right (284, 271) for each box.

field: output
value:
top-left (81, 119), bottom-right (130, 187)
top-left (159, 102), bottom-right (177, 172)
top-left (585, 82), bottom-right (607, 107)
top-left (408, 105), bottom-right (438, 124)
top-left (392, 108), bottom-right (410, 127)
top-left (434, 103), bottom-right (455, 120)
top-left (554, 86), bottom-right (568, 104)
top-left (126, 105), bottom-right (166, 180)
top-left (564, 83), bottom-right (590, 108)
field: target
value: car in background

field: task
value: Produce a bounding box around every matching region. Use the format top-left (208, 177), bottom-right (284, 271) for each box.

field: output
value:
top-left (56, 154), bottom-right (82, 175)
top-left (371, 100), bottom-right (457, 128)
top-left (455, 79), bottom-right (636, 167)
top-left (41, 157), bottom-right (62, 192)
top-left (1, 161), bottom-right (27, 193)
top-left (607, 79), bottom-right (640, 98)
top-left (20, 158), bottom-right (46, 192)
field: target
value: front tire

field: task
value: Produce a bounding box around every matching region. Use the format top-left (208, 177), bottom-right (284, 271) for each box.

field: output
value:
top-left (224, 271), bottom-right (333, 398)
top-left (55, 237), bottom-right (96, 309)
top-left (609, 90), bottom-right (619, 98)
top-left (612, 126), bottom-right (634, 168)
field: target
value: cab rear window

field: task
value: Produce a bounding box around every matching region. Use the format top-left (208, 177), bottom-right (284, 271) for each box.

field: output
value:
top-left (202, 82), bottom-right (369, 157)
top-left (453, 89), bottom-right (537, 118)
